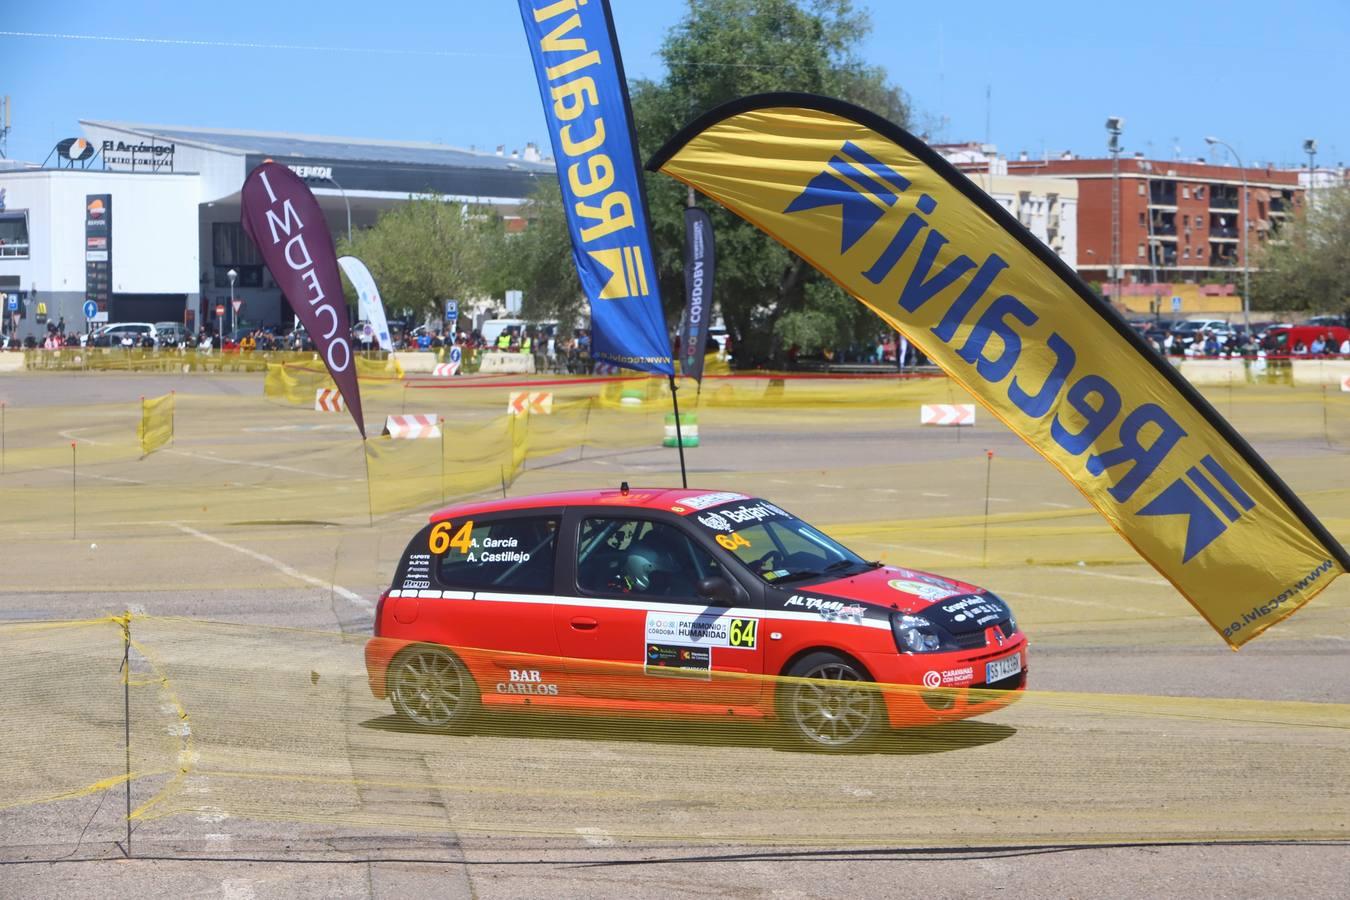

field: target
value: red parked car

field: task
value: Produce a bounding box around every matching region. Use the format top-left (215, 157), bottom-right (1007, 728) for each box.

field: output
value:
top-left (365, 487), bottom-right (1028, 749)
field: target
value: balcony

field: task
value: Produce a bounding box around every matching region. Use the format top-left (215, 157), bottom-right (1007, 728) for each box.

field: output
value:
top-left (1210, 192), bottom-right (1240, 211)
top-left (1148, 182), bottom-right (1178, 207)
top-left (1150, 216), bottom-right (1177, 236)
top-left (0, 242), bottom-right (30, 258)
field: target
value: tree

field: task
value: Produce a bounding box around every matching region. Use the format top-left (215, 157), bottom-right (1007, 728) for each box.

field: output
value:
top-left (479, 178), bottom-right (584, 326)
top-left (1253, 183), bottom-right (1350, 316)
top-left (631, 0), bottom-right (912, 363)
top-left (337, 196), bottom-right (493, 324)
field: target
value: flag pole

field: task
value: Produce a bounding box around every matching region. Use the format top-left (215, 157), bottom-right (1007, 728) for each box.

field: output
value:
top-left (668, 373), bottom-right (688, 489)
top-left (362, 438), bottom-right (373, 527)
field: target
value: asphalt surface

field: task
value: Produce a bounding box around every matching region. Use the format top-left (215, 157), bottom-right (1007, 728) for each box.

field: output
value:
top-left (0, 371), bottom-right (1347, 898)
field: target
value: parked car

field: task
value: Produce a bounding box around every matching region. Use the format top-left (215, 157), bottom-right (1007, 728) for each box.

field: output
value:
top-left (154, 322), bottom-right (190, 346)
top-left (1169, 319), bottom-right (1234, 354)
top-left (88, 322), bottom-right (159, 348)
top-left (1303, 314), bottom-right (1347, 329)
top-left (365, 488), bottom-right (1028, 750)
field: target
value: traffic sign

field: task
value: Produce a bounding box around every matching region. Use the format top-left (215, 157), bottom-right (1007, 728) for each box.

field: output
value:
top-left (6, 295), bottom-right (17, 313)
top-left (449, 346), bottom-right (462, 365)
top-left (445, 299), bottom-right (458, 321)
top-left (231, 298), bottom-right (243, 314)
top-left (1171, 296), bottom-right (1182, 312)
top-left (215, 304), bottom-right (225, 317)
top-left (83, 299), bottom-right (98, 319)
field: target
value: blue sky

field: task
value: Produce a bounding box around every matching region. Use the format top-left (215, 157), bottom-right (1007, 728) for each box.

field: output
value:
top-left (3, 1), bottom-right (1346, 169)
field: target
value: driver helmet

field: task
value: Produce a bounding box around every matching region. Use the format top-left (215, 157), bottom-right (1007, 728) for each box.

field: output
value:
top-left (623, 542), bottom-right (676, 592)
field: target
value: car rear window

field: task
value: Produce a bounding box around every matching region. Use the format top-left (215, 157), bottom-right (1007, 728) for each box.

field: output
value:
top-left (434, 515), bottom-right (558, 594)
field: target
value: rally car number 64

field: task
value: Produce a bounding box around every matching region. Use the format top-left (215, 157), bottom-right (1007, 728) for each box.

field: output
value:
top-left (365, 487), bottom-right (1027, 750)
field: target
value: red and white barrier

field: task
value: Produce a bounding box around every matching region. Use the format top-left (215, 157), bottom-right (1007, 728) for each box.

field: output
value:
top-left (508, 391), bottom-right (553, 416)
top-left (314, 389), bottom-right (345, 412)
top-left (1341, 375), bottom-right (1350, 393)
top-left (432, 362), bottom-right (459, 377)
top-left (921, 403), bottom-right (975, 426)
top-left (382, 415), bottom-right (442, 439)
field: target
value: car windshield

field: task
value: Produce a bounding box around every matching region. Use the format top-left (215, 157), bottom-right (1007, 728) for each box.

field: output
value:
top-left (687, 498), bottom-right (870, 584)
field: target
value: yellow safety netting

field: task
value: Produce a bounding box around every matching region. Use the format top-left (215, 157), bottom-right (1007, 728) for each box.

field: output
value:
top-left (23, 348), bottom-right (406, 375)
top-left (137, 392), bottom-right (174, 457)
top-left (1, 374), bottom-right (1347, 540)
top-left (0, 614), bottom-right (1346, 846)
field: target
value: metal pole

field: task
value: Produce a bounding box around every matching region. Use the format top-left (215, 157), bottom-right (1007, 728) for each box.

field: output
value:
top-left (121, 614), bottom-right (132, 859)
top-left (324, 175), bottom-right (352, 243)
top-left (1205, 137), bottom-right (1251, 329)
top-left (362, 438), bottom-right (373, 527)
top-left (668, 374), bottom-right (688, 489)
top-left (71, 441), bottom-right (76, 538)
top-left (982, 450), bottom-right (994, 567)
top-left (1305, 140), bottom-right (1317, 208)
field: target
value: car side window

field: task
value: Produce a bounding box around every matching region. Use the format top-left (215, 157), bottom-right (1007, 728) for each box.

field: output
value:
top-left (435, 515), bottom-right (559, 594)
top-left (576, 517), bottom-right (723, 600)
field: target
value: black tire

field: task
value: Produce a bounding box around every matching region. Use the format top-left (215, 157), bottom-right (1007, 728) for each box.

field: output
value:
top-left (777, 651), bottom-right (884, 751)
top-left (388, 645), bottom-right (479, 732)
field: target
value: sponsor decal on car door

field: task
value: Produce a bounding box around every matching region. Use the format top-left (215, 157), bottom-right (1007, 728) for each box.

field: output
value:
top-left (555, 515), bottom-right (764, 708)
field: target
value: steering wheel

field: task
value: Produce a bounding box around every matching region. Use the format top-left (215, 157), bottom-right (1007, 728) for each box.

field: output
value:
top-left (751, 549), bottom-right (783, 572)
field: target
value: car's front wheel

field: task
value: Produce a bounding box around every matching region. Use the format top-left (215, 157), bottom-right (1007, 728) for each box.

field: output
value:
top-left (389, 645), bottom-right (479, 732)
top-left (778, 651), bottom-right (884, 751)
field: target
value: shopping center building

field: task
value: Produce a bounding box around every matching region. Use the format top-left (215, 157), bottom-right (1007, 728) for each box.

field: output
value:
top-left (0, 121), bottom-right (553, 340)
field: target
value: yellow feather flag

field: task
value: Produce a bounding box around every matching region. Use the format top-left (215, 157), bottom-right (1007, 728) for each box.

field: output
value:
top-left (648, 94), bottom-right (1346, 648)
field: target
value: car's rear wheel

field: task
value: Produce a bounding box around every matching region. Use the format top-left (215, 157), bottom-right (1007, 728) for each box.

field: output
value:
top-left (778, 651), bottom-right (884, 751)
top-left (389, 645), bottom-right (479, 732)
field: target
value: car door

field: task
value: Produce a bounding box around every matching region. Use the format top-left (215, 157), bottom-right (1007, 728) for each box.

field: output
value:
top-left (419, 512), bottom-right (565, 698)
top-left (554, 511), bottom-right (764, 710)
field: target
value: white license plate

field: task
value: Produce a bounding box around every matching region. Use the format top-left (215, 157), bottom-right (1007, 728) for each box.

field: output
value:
top-left (985, 652), bottom-right (1021, 684)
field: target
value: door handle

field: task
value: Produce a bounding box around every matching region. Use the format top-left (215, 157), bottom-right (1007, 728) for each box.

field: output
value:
top-left (570, 616), bottom-right (598, 630)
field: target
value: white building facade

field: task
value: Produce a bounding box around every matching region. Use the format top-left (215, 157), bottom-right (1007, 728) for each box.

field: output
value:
top-left (0, 121), bottom-right (554, 341)
top-left (933, 143), bottom-right (1078, 268)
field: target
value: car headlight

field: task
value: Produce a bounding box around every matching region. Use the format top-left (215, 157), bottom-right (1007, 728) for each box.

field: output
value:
top-left (891, 613), bottom-right (944, 653)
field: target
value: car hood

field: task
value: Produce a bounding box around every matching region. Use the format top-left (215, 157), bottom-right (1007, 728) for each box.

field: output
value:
top-left (769, 565), bottom-right (1013, 636)
top-left (801, 565), bottom-right (983, 613)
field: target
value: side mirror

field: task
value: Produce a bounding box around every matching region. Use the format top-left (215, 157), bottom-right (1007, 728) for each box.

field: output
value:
top-left (697, 576), bottom-right (738, 607)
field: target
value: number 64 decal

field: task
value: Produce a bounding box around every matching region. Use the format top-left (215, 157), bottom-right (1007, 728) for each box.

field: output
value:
top-left (716, 532), bottom-right (750, 551)
top-left (429, 520), bottom-right (474, 554)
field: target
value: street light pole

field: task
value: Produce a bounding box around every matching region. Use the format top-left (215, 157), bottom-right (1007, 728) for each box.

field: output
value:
top-left (1303, 138), bottom-right (1317, 208)
top-left (318, 175), bottom-right (352, 243)
top-left (1204, 137), bottom-right (1250, 328)
top-left (227, 268), bottom-right (237, 338)
top-left (1106, 117), bottom-right (1124, 307)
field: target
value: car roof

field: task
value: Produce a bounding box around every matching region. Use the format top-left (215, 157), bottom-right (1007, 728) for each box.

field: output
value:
top-left (428, 488), bottom-right (757, 523)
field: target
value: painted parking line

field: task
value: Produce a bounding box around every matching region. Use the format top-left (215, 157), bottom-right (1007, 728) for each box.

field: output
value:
top-left (165, 447), bottom-right (338, 478)
top-left (172, 523), bottom-right (372, 612)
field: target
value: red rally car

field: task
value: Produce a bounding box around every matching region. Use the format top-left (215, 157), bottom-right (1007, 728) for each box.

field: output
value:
top-left (365, 487), bottom-right (1027, 750)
